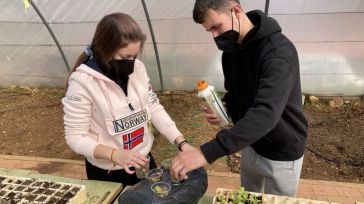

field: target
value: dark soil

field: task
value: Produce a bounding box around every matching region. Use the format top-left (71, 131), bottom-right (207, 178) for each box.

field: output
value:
top-left (0, 87), bottom-right (363, 183)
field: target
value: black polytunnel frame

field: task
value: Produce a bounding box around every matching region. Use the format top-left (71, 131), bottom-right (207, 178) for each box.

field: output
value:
top-left (28, 0), bottom-right (271, 92)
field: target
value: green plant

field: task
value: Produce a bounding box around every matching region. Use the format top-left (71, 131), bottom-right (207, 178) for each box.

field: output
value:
top-left (215, 187), bottom-right (262, 204)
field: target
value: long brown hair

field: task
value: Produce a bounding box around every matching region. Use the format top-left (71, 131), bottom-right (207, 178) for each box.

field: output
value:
top-left (67, 13), bottom-right (146, 88)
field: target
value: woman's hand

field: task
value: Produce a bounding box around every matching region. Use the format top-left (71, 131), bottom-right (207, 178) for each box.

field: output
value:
top-left (112, 149), bottom-right (149, 174)
top-left (200, 105), bottom-right (220, 125)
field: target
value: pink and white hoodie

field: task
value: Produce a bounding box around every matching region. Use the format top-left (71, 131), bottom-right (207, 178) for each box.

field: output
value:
top-left (62, 59), bottom-right (182, 170)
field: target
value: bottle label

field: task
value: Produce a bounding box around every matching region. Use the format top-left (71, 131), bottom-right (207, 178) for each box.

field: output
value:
top-left (206, 89), bottom-right (230, 126)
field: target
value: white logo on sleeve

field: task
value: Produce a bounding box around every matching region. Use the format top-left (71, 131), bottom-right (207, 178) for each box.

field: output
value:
top-left (66, 95), bottom-right (82, 102)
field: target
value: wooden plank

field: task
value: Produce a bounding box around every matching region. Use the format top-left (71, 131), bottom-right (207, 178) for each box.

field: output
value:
top-left (198, 193), bottom-right (214, 204)
top-left (0, 168), bottom-right (33, 177)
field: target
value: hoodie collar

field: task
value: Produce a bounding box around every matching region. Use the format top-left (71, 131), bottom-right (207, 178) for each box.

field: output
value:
top-left (76, 61), bottom-right (112, 82)
top-left (85, 56), bottom-right (104, 74)
top-left (78, 57), bottom-right (134, 82)
top-left (238, 10), bottom-right (282, 49)
top-left (76, 58), bottom-right (144, 118)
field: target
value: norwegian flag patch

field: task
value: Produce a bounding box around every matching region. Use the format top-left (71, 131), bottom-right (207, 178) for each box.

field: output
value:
top-left (122, 127), bottom-right (144, 150)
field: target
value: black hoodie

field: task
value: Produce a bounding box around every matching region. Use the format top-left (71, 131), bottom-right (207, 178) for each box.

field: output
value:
top-left (200, 10), bottom-right (308, 163)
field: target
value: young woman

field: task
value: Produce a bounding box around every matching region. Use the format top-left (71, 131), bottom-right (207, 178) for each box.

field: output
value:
top-left (63, 13), bottom-right (191, 186)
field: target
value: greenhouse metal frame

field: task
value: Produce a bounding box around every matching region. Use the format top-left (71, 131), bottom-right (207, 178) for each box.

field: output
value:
top-left (1, 0), bottom-right (363, 96)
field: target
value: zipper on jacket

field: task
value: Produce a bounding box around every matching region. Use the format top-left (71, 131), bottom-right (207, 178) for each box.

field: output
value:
top-left (99, 74), bottom-right (144, 117)
top-left (116, 83), bottom-right (135, 112)
top-left (128, 103), bottom-right (135, 111)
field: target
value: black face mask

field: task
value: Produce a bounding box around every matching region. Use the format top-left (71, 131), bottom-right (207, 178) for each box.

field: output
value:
top-left (214, 10), bottom-right (240, 53)
top-left (109, 59), bottom-right (135, 77)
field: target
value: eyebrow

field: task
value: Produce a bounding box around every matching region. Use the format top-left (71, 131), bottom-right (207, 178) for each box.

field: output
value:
top-left (120, 54), bottom-right (136, 59)
top-left (206, 23), bottom-right (219, 32)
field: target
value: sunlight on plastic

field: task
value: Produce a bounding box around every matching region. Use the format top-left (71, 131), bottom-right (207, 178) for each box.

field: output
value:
top-left (23, 0), bottom-right (30, 13)
top-left (5, 49), bottom-right (10, 61)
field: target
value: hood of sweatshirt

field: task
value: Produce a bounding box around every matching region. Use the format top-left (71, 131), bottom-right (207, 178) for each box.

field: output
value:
top-left (238, 10), bottom-right (282, 49)
top-left (84, 57), bottom-right (130, 95)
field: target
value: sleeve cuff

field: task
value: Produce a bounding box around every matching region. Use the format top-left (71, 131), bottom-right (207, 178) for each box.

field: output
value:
top-left (200, 138), bottom-right (228, 164)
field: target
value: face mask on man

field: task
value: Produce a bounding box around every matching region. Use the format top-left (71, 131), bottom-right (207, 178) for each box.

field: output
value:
top-left (109, 58), bottom-right (135, 77)
top-left (214, 9), bottom-right (240, 53)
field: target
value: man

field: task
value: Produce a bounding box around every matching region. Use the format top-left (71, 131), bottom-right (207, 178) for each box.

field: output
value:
top-left (171, 0), bottom-right (308, 197)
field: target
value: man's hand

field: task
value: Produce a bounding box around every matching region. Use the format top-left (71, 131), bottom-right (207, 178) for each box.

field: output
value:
top-left (170, 146), bottom-right (207, 180)
top-left (200, 105), bottom-right (220, 125)
top-left (180, 143), bottom-right (195, 152)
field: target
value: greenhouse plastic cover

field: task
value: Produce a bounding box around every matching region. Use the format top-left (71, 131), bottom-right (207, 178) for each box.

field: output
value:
top-left (0, 0), bottom-right (363, 96)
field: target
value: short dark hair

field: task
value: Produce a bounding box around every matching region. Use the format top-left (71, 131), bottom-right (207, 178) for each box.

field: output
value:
top-left (193, 0), bottom-right (240, 24)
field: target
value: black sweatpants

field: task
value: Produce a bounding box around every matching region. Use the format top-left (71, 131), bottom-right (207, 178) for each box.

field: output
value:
top-left (85, 152), bottom-right (157, 186)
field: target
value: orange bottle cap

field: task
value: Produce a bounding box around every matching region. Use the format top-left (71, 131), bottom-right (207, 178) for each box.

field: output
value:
top-left (196, 80), bottom-right (208, 91)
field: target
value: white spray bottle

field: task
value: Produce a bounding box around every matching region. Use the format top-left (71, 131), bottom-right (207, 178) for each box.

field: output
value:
top-left (197, 80), bottom-right (230, 127)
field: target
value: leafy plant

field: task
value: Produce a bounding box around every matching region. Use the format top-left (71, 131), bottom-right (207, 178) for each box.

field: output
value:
top-left (215, 187), bottom-right (262, 204)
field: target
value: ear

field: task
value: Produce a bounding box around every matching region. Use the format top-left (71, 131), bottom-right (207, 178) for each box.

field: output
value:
top-left (231, 4), bottom-right (242, 19)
